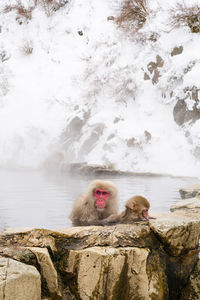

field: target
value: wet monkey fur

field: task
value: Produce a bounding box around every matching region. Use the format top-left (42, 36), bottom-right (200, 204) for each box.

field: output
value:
top-left (69, 180), bottom-right (119, 226)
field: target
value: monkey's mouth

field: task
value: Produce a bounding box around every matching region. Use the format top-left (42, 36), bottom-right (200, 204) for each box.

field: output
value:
top-left (96, 199), bottom-right (106, 210)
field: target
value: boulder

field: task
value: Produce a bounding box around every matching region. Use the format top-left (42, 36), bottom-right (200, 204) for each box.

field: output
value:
top-left (60, 246), bottom-right (150, 300)
top-left (0, 256), bottom-right (41, 300)
top-left (173, 86), bottom-right (200, 126)
top-left (28, 247), bottom-right (62, 299)
top-left (179, 184), bottom-right (200, 199)
top-left (171, 46), bottom-right (183, 56)
top-left (170, 196), bottom-right (200, 211)
top-left (180, 260), bottom-right (200, 300)
top-left (0, 224), bottom-right (158, 251)
top-left (149, 212), bottom-right (200, 256)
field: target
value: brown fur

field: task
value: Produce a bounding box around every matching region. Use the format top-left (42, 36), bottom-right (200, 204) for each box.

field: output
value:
top-left (69, 179), bottom-right (119, 226)
top-left (98, 195), bottom-right (151, 225)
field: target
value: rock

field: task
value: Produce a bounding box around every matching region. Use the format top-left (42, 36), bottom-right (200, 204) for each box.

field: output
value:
top-left (144, 72), bottom-right (150, 80)
top-left (65, 116), bottom-right (86, 140)
top-left (0, 228), bottom-right (57, 253)
top-left (170, 196), bottom-right (200, 211)
top-left (180, 259), bottom-right (200, 300)
top-left (179, 184), bottom-right (200, 199)
top-left (28, 247), bottom-right (62, 299)
top-left (166, 249), bottom-right (200, 300)
top-left (145, 55), bottom-right (164, 85)
top-left (147, 250), bottom-right (169, 300)
top-left (60, 246), bottom-right (150, 300)
top-left (187, 15), bottom-right (200, 33)
top-left (107, 16), bottom-right (115, 21)
top-left (77, 30), bottom-right (83, 36)
top-left (107, 133), bottom-right (115, 140)
top-left (173, 86), bottom-right (200, 126)
top-left (70, 163), bottom-right (122, 176)
top-left (152, 69), bottom-right (160, 85)
top-left (156, 55), bottom-right (164, 68)
top-left (144, 130), bottom-right (152, 142)
top-left (149, 212), bottom-right (200, 256)
top-left (0, 212), bottom-right (200, 299)
top-left (147, 61), bottom-right (157, 74)
top-left (171, 46), bottom-right (183, 56)
top-left (0, 224), bottom-right (157, 252)
top-left (0, 246), bottom-right (37, 265)
top-left (126, 137), bottom-right (136, 147)
top-left (62, 112), bottom-right (90, 158)
top-left (54, 223), bottom-right (158, 250)
top-left (1, 216), bottom-right (200, 257)
top-left (0, 256), bottom-right (41, 300)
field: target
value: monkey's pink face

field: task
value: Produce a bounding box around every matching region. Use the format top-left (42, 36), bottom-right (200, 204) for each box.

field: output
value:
top-left (94, 189), bottom-right (110, 211)
top-left (142, 208), bottom-right (149, 220)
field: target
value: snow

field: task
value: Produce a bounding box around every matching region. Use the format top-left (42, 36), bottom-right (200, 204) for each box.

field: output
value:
top-left (0, 0), bottom-right (200, 177)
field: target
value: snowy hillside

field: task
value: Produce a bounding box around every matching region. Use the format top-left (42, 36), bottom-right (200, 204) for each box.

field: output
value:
top-left (0, 0), bottom-right (200, 177)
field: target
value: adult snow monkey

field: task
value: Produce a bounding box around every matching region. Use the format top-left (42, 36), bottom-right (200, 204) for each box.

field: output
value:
top-left (70, 179), bottom-right (119, 226)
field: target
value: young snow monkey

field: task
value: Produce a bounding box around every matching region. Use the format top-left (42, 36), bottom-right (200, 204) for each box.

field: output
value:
top-left (97, 195), bottom-right (156, 225)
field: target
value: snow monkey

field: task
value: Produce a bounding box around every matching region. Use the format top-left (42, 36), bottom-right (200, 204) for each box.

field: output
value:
top-left (97, 195), bottom-right (155, 225)
top-left (69, 179), bottom-right (119, 226)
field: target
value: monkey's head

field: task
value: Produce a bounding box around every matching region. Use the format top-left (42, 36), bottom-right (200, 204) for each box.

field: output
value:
top-left (125, 195), bottom-right (150, 221)
top-left (87, 180), bottom-right (119, 212)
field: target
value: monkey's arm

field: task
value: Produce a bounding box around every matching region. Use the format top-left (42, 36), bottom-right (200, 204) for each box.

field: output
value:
top-left (98, 214), bottom-right (121, 226)
top-left (85, 214), bottom-right (121, 226)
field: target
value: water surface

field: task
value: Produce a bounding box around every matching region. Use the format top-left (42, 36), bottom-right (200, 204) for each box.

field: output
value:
top-left (0, 169), bottom-right (198, 230)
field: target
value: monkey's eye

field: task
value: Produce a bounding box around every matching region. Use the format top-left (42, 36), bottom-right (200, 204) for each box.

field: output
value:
top-left (102, 191), bottom-right (108, 195)
top-left (96, 190), bottom-right (101, 195)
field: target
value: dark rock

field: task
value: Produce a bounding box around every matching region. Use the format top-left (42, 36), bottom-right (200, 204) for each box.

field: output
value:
top-left (173, 86), bottom-right (200, 126)
top-left (187, 15), bottom-right (200, 33)
top-left (179, 185), bottom-right (200, 199)
top-left (171, 46), bottom-right (183, 56)
top-left (107, 16), bottom-right (115, 21)
top-left (156, 55), bottom-right (164, 68)
top-left (144, 72), bottom-right (150, 80)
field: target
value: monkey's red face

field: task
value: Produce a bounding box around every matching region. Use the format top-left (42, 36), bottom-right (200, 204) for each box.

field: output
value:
top-left (94, 189), bottom-right (110, 210)
top-left (142, 208), bottom-right (149, 220)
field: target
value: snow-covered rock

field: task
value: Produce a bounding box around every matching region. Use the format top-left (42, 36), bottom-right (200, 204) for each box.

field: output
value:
top-left (0, 0), bottom-right (200, 177)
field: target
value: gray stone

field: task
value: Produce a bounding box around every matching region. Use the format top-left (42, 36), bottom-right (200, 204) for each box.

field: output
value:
top-left (179, 184), bottom-right (200, 199)
top-left (0, 256), bottom-right (41, 300)
top-left (170, 196), bottom-right (200, 211)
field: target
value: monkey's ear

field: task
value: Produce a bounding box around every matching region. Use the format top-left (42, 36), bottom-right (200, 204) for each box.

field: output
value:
top-left (126, 200), bottom-right (136, 210)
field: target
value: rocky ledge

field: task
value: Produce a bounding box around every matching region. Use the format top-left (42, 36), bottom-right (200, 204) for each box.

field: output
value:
top-left (0, 199), bottom-right (200, 300)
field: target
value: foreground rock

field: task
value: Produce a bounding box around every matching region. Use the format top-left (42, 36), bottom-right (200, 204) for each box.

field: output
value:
top-left (180, 260), bottom-right (200, 300)
top-left (63, 247), bottom-right (150, 300)
top-left (0, 211), bottom-right (200, 300)
top-left (0, 256), bottom-right (41, 300)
